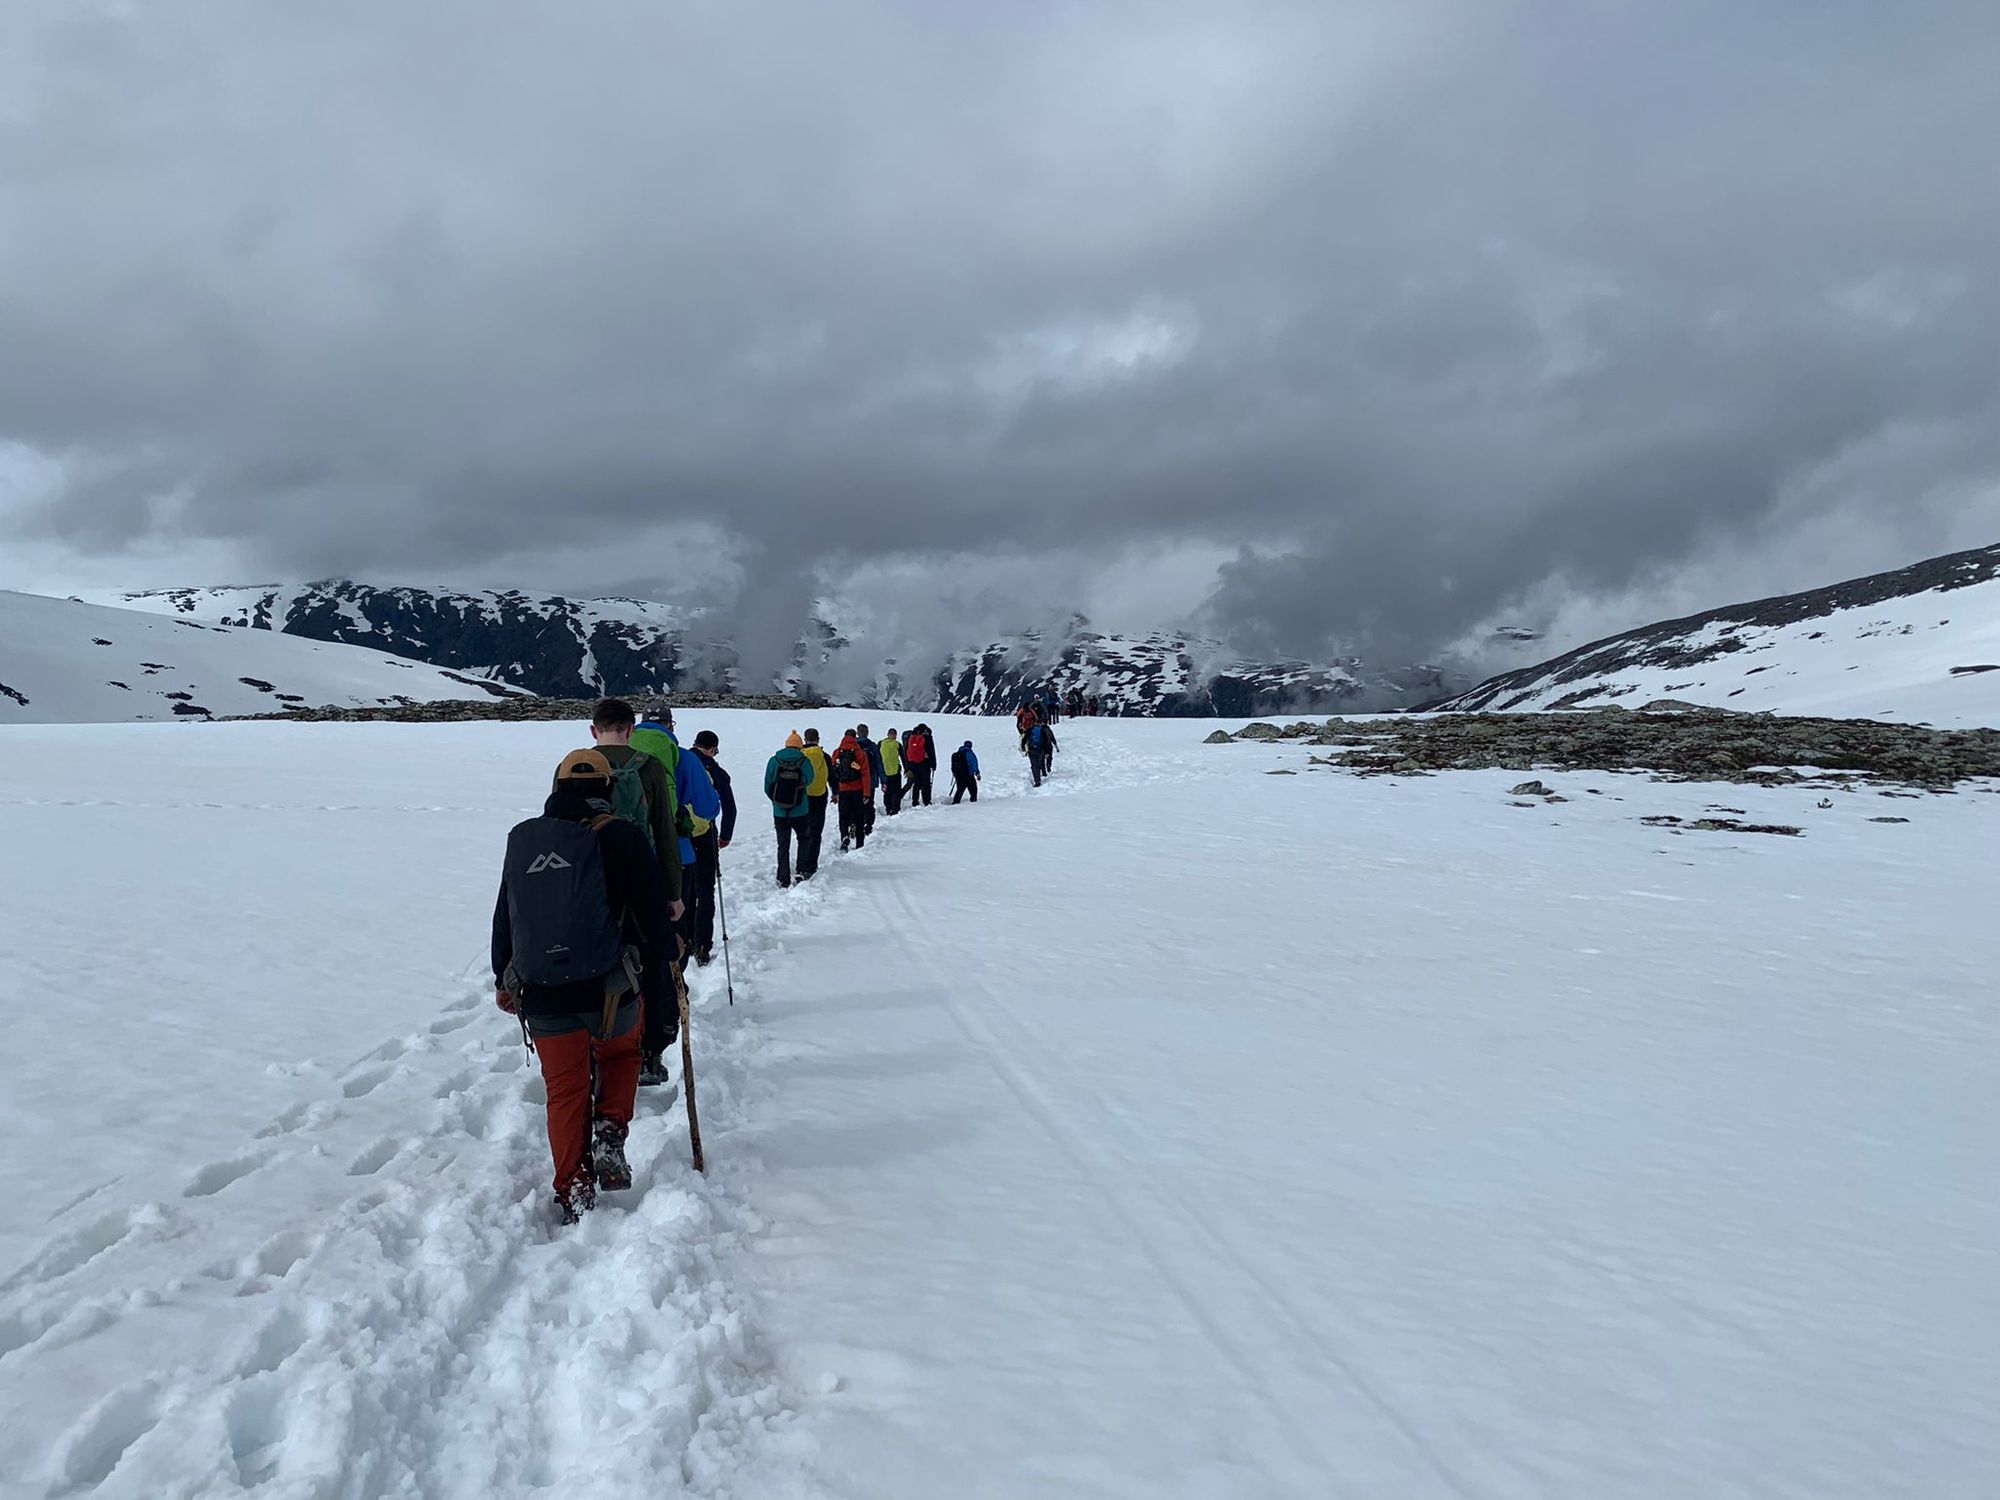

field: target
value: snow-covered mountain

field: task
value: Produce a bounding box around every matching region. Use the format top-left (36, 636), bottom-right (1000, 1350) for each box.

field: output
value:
top-left (932, 621), bottom-right (1460, 717)
top-left (92, 581), bottom-right (736, 700)
top-left (0, 590), bottom-right (527, 723)
top-left (1434, 542), bottom-right (2000, 725)
top-left (95, 581), bottom-right (1454, 715)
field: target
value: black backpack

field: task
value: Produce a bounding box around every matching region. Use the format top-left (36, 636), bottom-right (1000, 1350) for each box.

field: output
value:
top-left (836, 747), bottom-right (862, 783)
top-left (502, 817), bottom-right (624, 988)
top-left (770, 756), bottom-right (807, 810)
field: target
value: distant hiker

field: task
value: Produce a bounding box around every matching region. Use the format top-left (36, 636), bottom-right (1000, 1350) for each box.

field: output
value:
top-left (950, 740), bottom-right (981, 804)
top-left (1026, 720), bottom-right (1059, 787)
top-left (767, 732), bottom-right (813, 887)
top-left (1043, 687), bottom-right (1061, 724)
top-left (1015, 702), bottom-right (1039, 740)
top-left (799, 727), bottom-right (831, 879)
top-left (1066, 687), bottom-right (1083, 719)
top-left (880, 728), bottom-right (905, 816)
top-left (834, 730), bottom-right (874, 849)
top-left (853, 723), bottom-right (884, 833)
top-left (629, 702), bottom-right (719, 1081)
top-left (686, 730), bottom-right (736, 966)
top-left (1088, 694), bottom-right (1101, 716)
top-left (904, 723), bottom-right (935, 807)
top-left (493, 749), bottom-right (676, 1224)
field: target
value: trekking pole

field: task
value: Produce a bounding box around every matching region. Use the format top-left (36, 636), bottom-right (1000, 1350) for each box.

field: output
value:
top-left (717, 858), bottom-right (736, 1007)
top-left (676, 963), bottom-right (705, 1173)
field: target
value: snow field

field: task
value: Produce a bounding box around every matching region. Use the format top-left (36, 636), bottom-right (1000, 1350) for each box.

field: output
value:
top-left (1, 712), bottom-right (1996, 1498)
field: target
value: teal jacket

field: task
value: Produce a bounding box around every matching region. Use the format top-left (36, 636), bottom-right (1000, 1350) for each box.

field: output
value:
top-left (765, 746), bottom-right (813, 820)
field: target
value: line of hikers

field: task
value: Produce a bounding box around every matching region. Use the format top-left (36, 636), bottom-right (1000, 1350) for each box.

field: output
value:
top-left (491, 698), bottom-right (986, 1222)
top-left (1027, 686), bottom-right (1109, 724)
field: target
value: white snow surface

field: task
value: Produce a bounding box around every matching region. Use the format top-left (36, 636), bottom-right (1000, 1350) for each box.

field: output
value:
top-left (1446, 573), bottom-right (2000, 726)
top-left (0, 591), bottom-right (521, 724)
top-left (1, 711), bottom-right (1995, 1498)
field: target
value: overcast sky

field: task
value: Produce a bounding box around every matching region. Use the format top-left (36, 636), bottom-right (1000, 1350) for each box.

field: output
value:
top-left (3, 0), bottom-right (1997, 675)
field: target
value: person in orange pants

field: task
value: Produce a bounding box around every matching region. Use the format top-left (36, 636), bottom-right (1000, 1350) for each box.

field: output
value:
top-left (526, 997), bottom-right (645, 1212)
top-left (493, 749), bottom-right (678, 1223)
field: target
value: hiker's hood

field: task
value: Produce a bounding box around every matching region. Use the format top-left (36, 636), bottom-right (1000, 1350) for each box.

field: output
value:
top-left (543, 786), bottom-right (612, 822)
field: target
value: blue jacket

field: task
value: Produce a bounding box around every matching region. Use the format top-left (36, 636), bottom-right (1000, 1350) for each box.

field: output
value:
top-left (635, 720), bottom-right (720, 866)
top-left (855, 735), bottom-right (885, 781)
top-left (953, 742), bottom-right (980, 778)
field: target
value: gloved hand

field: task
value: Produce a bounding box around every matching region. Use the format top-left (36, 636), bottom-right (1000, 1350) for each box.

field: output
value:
top-left (668, 898), bottom-right (686, 923)
top-left (495, 989), bottom-right (519, 1015)
top-left (717, 838), bottom-right (731, 851)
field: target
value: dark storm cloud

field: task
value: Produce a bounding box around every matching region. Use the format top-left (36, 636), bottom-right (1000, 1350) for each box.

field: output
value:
top-left (3, 0), bottom-right (1997, 668)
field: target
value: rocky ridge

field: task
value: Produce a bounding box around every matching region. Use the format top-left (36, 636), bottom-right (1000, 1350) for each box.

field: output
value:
top-left (1207, 702), bottom-right (2000, 790)
top-left (226, 691), bottom-right (820, 724)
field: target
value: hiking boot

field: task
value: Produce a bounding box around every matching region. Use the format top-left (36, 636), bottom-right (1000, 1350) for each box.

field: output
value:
top-left (555, 1176), bottom-right (597, 1225)
top-left (638, 1050), bottom-right (672, 1088)
top-left (696, 944), bottom-right (714, 966)
top-left (591, 1119), bottom-right (633, 1192)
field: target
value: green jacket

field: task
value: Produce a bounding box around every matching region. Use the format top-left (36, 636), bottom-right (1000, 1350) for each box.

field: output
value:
top-left (880, 735), bottom-right (903, 775)
top-left (596, 743), bottom-right (682, 901)
top-left (765, 747), bottom-right (813, 820)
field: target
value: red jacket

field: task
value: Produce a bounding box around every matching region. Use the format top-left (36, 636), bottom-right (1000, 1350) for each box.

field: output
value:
top-left (833, 734), bottom-right (873, 796)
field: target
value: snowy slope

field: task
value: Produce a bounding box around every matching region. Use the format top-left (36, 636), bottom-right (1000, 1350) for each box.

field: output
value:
top-left (90, 580), bottom-right (731, 699)
top-left (1, 712), bottom-right (1994, 1497)
top-left (1437, 542), bottom-right (2000, 725)
top-left (0, 590), bottom-right (525, 723)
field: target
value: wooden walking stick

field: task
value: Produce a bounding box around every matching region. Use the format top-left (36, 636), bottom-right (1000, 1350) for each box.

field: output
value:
top-left (676, 961), bottom-right (705, 1173)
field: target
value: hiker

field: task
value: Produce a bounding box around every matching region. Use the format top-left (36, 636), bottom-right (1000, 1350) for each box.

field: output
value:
top-left (586, 699), bottom-right (683, 1082)
top-left (493, 749), bottom-right (678, 1224)
top-left (1014, 702), bottom-right (1039, 740)
top-left (834, 730), bottom-right (873, 849)
top-left (904, 723), bottom-right (935, 807)
top-left (853, 723), bottom-right (884, 833)
top-left (950, 740), bottom-right (981, 803)
top-left (767, 732), bottom-right (813, 886)
top-left (1026, 719), bottom-right (1059, 787)
top-left (685, 730), bottom-right (736, 966)
top-left (1043, 687), bottom-right (1061, 725)
top-left (799, 727), bottom-right (831, 879)
top-left (628, 702), bottom-right (719, 1081)
top-left (1088, 694), bottom-right (1101, 716)
top-left (880, 728), bottom-right (905, 816)
top-left (1067, 686), bottom-right (1084, 719)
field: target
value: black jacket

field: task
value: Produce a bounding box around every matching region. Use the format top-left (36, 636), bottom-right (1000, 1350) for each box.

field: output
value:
top-left (491, 787), bottom-right (676, 1016)
top-left (694, 750), bottom-right (737, 844)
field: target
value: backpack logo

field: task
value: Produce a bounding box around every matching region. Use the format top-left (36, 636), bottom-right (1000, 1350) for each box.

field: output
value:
top-left (525, 851), bottom-right (573, 874)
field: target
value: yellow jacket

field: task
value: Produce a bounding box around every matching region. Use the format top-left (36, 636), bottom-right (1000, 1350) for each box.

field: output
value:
top-left (802, 744), bottom-right (830, 796)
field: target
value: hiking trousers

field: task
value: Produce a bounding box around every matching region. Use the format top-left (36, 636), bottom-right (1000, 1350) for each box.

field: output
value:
top-left (838, 789), bottom-right (869, 848)
top-left (682, 831), bottom-right (719, 953)
top-left (775, 816), bottom-right (805, 885)
top-left (952, 773), bottom-right (978, 804)
top-left (801, 794), bottom-right (827, 877)
top-left (883, 773), bottom-right (904, 815)
top-left (527, 997), bottom-right (642, 1198)
top-left (641, 954), bottom-right (678, 1055)
top-left (906, 764), bottom-right (933, 806)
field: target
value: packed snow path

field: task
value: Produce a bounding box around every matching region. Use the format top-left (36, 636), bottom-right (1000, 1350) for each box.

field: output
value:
top-left (1, 713), bottom-right (1995, 1498)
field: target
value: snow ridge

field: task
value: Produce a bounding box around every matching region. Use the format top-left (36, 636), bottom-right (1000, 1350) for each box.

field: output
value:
top-left (1436, 541), bottom-right (2000, 725)
top-left (0, 590), bottom-right (525, 723)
